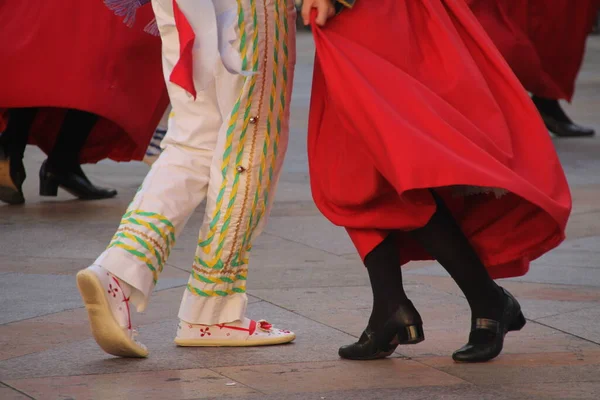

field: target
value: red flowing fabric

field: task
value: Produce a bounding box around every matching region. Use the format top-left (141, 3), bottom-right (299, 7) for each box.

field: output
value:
top-left (468, 0), bottom-right (600, 101)
top-left (308, 0), bottom-right (572, 279)
top-left (0, 1), bottom-right (169, 163)
top-left (170, 0), bottom-right (197, 99)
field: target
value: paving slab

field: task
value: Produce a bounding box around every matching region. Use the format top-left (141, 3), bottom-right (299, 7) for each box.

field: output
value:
top-left (212, 385), bottom-right (541, 400)
top-left (4, 369), bottom-right (258, 400)
top-left (213, 359), bottom-right (466, 395)
top-left (420, 352), bottom-right (600, 386)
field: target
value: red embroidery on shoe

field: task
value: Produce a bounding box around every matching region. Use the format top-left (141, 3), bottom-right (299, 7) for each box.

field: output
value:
top-left (213, 320), bottom-right (257, 335)
top-left (111, 277), bottom-right (132, 330)
top-left (199, 327), bottom-right (211, 337)
top-left (107, 284), bottom-right (119, 297)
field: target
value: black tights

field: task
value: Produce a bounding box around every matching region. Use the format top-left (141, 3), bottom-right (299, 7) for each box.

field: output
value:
top-left (0, 108), bottom-right (98, 171)
top-left (365, 190), bottom-right (504, 331)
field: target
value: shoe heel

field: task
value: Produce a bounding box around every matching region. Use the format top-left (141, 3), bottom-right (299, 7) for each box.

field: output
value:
top-left (396, 324), bottom-right (425, 345)
top-left (39, 176), bottom-right (59, 196)
top-left (508, 312), bottom-right (526, 332)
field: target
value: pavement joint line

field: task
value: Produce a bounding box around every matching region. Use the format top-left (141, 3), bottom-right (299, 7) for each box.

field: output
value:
top-left (410, 272), bottom-right (600, 291)
top-left (261, 232), bottom-right (347, 257)
top-left (523, 264), bottom-right (600, 271)
top-left (571, 208), bottom-right (600, 216)
top-left (206, 367), bottom-right (268, 396)
top-left (0, 381), bottom-right (36, 400)
top-left (165, 263), bottom-right (190, 272)
top-left (532, 304), bottom-right (600, 322)
top-left (0, 284), bottom-right (187, 327)
top-left (528, 320), bottom-right (600, 347)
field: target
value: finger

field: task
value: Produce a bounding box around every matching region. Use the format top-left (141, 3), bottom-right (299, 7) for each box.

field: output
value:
top-left (315, 3), bottom-right (329, 26)
top-left (301, 1), bottom-right (313, 25)
top-left (328, 4), bottom-right (336, 17)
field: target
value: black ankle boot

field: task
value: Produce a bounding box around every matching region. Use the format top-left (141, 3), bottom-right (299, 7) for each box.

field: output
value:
top-left (0, 146), bottom-right (26, 205)
top-left (452, 288), bottom-right (526, 363)
top-left (532, 96), bottom-right (595, 137)
top-left (339, 300), bottom-right (424, 361)
top-left (39, 160), bottom-right (117, 200)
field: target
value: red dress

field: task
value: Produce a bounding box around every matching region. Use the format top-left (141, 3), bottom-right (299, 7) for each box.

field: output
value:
top-left (468, 0), bottom-right (599, 101)
top-left (0, 1), bottom-right (169, 163)
top-left (308, 0), bottom-right (572, 279)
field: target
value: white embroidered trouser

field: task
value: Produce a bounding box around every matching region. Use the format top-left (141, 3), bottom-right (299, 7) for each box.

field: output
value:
top-left (94, 0), bottom-right (296, 325)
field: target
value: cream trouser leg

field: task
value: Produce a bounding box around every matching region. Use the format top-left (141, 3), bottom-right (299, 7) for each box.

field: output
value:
top-left (94, 0), bottom-right (296, 325)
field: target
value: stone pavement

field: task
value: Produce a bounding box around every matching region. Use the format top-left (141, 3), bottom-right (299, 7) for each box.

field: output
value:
top-left (1, 33), bottom-right (600, 400)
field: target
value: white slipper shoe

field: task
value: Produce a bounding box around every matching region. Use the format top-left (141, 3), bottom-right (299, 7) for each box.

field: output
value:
top-left (77, 265), bottom-right (148, 357)
top-left (174, 317), bottom-right (295, 347)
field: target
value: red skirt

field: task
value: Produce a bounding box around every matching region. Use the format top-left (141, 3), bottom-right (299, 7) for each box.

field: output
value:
top-left (308, 0), bottom-right (572, 279)
top-left (0, 1), bottom-right (169, 163)
top-left (468, 0), bottom-right (599, 101)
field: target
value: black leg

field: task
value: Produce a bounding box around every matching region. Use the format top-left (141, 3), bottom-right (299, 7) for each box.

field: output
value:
top-left (0, 108), bottom-right (38, 159)
top-left (338, 232), bottom-right (424, 360)
top-left (46, 109), bottom-right (98, 172)
top-left (0, 108), bottom-right (39, 204)
top-left (38, 109), bottom-right (116, 200)
top-left (363, 232), bottom-right (410, 332)
top-left (411, 191), bottom-right (504, 321)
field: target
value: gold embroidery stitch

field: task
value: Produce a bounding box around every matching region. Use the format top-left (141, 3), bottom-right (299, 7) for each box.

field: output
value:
top-left (223, 0), bottom-right (271, 269)
top-left (192, 264), bottom-right (249, 276)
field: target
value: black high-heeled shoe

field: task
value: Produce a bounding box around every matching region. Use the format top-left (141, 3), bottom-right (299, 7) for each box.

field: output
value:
top-left (0, 147), bottom-right (26, 205)
top-left (532, 96), bottom-right (595, 137)
top-left (452, 288), bottom-right (526, 363)
top-left (39, 160), bottom-right (117, 200)
top-left (339, 300), bottom-right (425, 360)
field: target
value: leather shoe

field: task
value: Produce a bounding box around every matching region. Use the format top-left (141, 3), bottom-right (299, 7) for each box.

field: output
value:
top-left (39, 160), bottom-right (117, 200)
top-left (532, 96), bottom-right (595, 137)
top-left (452, 288), bottom-right (526, 363)
top-left (339, 300), bottom-right (424, 361)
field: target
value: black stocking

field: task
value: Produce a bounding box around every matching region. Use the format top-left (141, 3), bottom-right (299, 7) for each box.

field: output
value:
top-left (411, 191), bottom-right (504, 321)
top-left (46, 109), bottom-right (98, 173)
top-left (364, 232), bottom-right (408, 332)
top-left (0, 108), bottom-right (38, 159)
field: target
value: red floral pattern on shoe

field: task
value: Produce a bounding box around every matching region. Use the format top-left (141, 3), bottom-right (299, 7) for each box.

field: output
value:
top-left (199, 327), bottom-right (211, 337)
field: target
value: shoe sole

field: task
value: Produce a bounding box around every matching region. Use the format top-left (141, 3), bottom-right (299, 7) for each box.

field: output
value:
top-left (340, 338), bottom-right (423, 361)
top-left (339, 348), bottom-right (397, 361)
top-left (174, 334), bottom-right (296, 347)
top-left (542, 117), bottom-right (595, 138)
top-left (76, 270), bottom-right (148, 358)
top-left (0, 159), bottom-right (24, 204)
